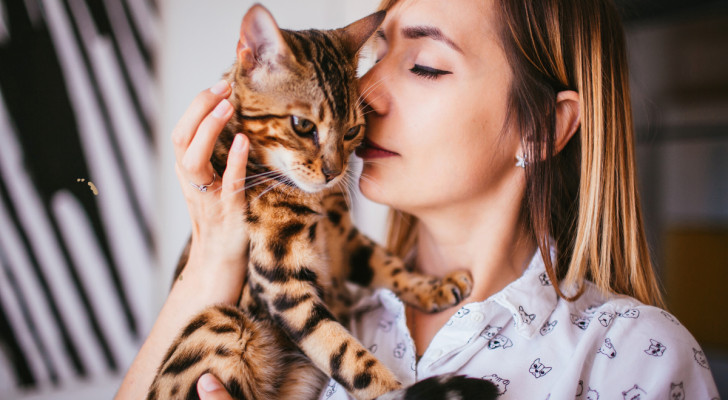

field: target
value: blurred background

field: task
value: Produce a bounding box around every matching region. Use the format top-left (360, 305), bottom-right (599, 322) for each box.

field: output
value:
top-left (0, 0), bottom-right (725, 398)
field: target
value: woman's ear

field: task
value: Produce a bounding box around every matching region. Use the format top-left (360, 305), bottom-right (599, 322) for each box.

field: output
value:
top-left (554, 90), bottom-right (580, 154)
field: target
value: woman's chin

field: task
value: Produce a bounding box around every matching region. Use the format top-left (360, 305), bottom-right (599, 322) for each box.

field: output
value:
top-left (358, 174), bottom-right (389, 205)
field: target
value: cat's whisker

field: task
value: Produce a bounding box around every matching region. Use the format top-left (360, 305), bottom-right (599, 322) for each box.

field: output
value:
top-left (247, 166), bottom-right (296, 181)
top-left (335, 179), bottom-right (353, 212)
top-left (343, 177), bottom-right (357, 211)
top-left (278, 175), bottom-right (297, 195)
top-left (360, 109), bottom-right (379, 119)
top-left (356, 157), bottom-right (406, 180)
top-left (346, 167), bottom-right (360, 198)
top-left (243, 175), bottom-right (285, 191)
top-left (217, 170), bottom-right (294, 201)
top-left (356, 78), bottom-right (382, 105)
top-left (357, 173), bottom-right (387, 198)
top-left (218, 173), bottom-right (281, 191)
top-left (284, 181), bottom-right (296, 196)
top-left (255, 180), bottom-right (286, 201)
top-left (356, 74), bottom-right (391, 109)
top-left (245, 169), bottom-right (288, 181)
top-left (360, 107), bottom-right (386, 119)
top-left (212, 176), bottom-right (280, 206)
top-left (358, 92), bottom-right (389, 115)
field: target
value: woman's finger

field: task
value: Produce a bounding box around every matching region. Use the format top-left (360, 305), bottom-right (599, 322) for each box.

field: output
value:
top-left (172, 80), bottom-right (231, 163)
top-left (197, 373), bottom-right (234, 400)
top-left (221, 134), bottom-right (249, 206)
top-left (179, 98), bottom-right (234, 185)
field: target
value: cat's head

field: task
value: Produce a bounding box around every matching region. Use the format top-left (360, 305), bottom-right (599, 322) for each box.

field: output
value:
top-left (227, 4), bottom-right (384, 193)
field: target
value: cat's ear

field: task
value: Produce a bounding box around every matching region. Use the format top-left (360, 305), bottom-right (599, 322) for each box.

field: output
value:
top-left (336, 10), bottom-right (386, 58)
top-left (237, 4), bottom-right (291, 70)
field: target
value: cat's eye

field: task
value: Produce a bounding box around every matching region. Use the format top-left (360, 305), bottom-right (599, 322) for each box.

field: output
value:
top-left (291, 116), bottom-right (317, 137)
top-left (409, 64), bottom-right (452, 80)
top-left (344, 125), bottom-right (362, 141)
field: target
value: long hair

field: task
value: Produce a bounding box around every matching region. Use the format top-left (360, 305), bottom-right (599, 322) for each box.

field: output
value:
top-left (377, 0), bottom-right (663, 307)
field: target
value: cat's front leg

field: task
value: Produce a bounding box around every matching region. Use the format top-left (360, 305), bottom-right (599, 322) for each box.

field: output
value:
top-left (320, 192), bottom-right (472, 313)
top-left (249, 261), bottom-right (402, 400)
top-left (347, 233), bottom-right (473, 313)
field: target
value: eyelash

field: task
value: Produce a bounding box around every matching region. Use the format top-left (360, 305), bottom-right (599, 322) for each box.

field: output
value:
top-left (373, 32), bottom-right (451, 80)
top-left (409, 64), bottom-right (452, 80)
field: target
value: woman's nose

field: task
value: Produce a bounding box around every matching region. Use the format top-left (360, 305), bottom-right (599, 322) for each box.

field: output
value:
top-left (358, 62), bottom-right (390, 116)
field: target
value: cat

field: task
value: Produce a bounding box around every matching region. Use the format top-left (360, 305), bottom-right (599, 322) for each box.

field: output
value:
top-left (644, 339), bottom-right (666, 357)
top-left (147, 4), bottom-right (497, 400)
top-left (669, 382), bottom-right (685, 400)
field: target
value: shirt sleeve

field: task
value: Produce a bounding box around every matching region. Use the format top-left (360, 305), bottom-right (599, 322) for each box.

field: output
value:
top-left (585, 304), bottom-right (719, 399)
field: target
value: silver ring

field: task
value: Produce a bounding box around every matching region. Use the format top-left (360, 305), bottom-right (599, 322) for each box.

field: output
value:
top-left (190, 173), bottom-right (216, 192)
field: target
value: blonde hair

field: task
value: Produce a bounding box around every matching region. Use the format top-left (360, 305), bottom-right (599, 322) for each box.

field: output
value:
top-left (378, 0), bottom-right (664, 307)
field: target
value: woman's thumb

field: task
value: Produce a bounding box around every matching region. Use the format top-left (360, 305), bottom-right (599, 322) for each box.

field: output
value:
top-left (197, 373), bottom-right (234, 400)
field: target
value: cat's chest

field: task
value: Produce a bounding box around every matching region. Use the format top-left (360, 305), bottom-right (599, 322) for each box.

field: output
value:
top-left (246, 194), bottom-right (339, 269)
top-left (245, 200), bottom-right (356, 319)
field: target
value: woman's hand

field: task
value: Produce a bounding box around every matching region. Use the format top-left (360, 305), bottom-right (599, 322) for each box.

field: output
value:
top-left (172, 79), bottom-right (250, 304)
top-left (116, 81), bottom-right (250, 399)
top-left (197, 374), bottom-right (234, 400)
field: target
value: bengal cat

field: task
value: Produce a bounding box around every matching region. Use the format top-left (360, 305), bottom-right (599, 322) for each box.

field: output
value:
top-left (148, 5), bottom-right (496, 400)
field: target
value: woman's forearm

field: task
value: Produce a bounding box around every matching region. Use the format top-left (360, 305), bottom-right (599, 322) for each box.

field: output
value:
top-left (115, 250), bottom-right (246, 399)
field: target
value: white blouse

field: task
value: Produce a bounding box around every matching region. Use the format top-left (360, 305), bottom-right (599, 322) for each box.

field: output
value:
top-left (320, 249), bottom-right (720, 399)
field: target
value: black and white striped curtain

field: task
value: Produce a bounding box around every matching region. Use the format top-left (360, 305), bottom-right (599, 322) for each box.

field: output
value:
top-left (0, 0), bottom-right (157, 394)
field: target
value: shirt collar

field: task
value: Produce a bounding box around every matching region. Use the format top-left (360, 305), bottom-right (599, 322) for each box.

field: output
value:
top-left (490, 245), bottom-right (559, 339)
top-left (350, 245), bottom-right (562, 340)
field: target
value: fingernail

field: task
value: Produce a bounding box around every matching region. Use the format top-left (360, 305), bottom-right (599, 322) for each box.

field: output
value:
top-left (199, 373), bottom-right (223, 392)
top-left (212, 99), bottom-right (232, 118)
top-left (232, 133), bottom-right (245, 152)
top-left (210, 80), bottom-right (229, 95)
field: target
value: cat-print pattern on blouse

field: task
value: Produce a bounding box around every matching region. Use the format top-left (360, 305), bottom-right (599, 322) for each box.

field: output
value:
top-left (320, 247), bottom-right (720, 399)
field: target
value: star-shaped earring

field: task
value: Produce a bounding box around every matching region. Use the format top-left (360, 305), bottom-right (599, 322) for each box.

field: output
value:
top-left (516, 154), bottom-right (528, 168)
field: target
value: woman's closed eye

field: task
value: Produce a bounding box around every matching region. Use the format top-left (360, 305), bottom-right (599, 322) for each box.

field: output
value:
top-left (409, 64), bottom-right (452, 79)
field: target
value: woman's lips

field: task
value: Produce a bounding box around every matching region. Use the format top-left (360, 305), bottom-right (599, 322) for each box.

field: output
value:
top-left (355, 138), bottom-right (399, 159)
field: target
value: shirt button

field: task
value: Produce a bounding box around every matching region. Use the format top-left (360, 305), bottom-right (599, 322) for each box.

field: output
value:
top-left (471, 311), bottom-right (485, 323)
top-left (432, 349), bottom-right (444, 359)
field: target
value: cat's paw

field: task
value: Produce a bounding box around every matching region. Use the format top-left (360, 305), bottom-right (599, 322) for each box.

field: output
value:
top-left (419, 270), bottom-right (473, 313)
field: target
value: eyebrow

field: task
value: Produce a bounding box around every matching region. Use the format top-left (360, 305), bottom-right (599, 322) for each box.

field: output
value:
top-left (401, 25), bottom-right (463, 54)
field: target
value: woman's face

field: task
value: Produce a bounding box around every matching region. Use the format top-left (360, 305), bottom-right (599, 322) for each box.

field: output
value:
top-left (357, 0), bottom-right (520, 214)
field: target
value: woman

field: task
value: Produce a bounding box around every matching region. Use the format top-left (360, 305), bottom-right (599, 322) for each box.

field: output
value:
top-left (117, 0), bottom-right (719, 398)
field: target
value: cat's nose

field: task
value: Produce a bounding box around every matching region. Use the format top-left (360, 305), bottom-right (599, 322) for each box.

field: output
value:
top-left (322, 166), bottom-right (341, 183)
